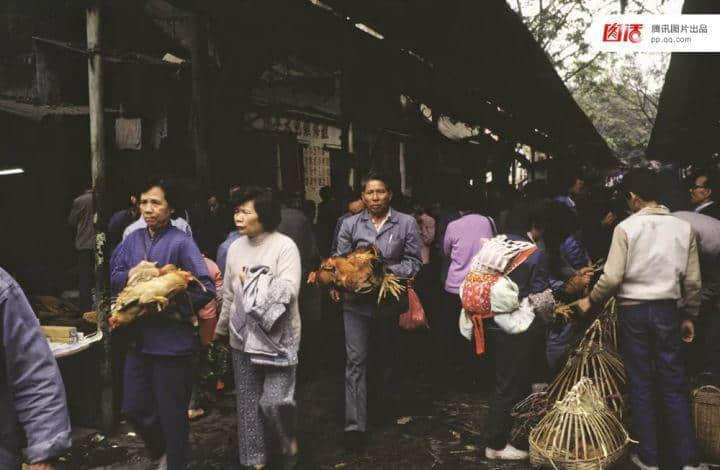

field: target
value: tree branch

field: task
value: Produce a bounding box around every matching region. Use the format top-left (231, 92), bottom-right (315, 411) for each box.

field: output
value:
top-left (563, 51), bottom-right (603, 81)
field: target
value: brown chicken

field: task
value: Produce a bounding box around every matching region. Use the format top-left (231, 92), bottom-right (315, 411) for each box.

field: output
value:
top-left (307, 244), bottom-right (405, 303)
top-left (109, 263), bottom-right (202, 328)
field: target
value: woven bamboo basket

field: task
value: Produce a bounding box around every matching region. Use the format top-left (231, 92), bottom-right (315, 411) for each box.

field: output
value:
top-left (546, 319), bottom-right (627, 418)
top-left (529, 378), bottom-right (630, 469)
top-left (598, 299), bottom-right (618, 350)
top-left (691, 385), bottom-right (720, 462)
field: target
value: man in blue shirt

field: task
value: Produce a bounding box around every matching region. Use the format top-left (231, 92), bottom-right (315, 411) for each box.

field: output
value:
top-left (333, 173), bottom-right (422, 450)
top-left (111, 176), bottom-right (214, 470)
top-left (0, 267), bottom-right (71, 470)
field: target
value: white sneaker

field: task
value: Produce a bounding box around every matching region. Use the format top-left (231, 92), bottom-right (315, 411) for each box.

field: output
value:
top-left (630, 453), bottom-right (659, 470)
top-left (485, 443), bottom-right (529, 460)
top-left (682, 465), bottom-right (709, 470)
top-left (156, 454), bottom-right (168, 470)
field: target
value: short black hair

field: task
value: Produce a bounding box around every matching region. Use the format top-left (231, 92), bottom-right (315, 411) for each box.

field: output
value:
top-left (139, 176), bottom-right (181, 210)
top-left (360, 172), bottom-right (392, 193)
top-left (504, 201), bottom-right (546, 235)
top-left (230, 186), bottom-right (281, 232)
top-left (693, 169), bottom-right (718, 195)
top-left (622, 168), bottom-right (661, 202)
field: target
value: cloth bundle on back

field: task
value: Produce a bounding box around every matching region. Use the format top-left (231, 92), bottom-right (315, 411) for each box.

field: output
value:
top-left (459, 235), bottom-right (538, 354)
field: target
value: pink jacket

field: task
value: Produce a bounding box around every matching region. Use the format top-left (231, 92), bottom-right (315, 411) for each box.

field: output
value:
top-left (198, 256), bottom-right (223, 319)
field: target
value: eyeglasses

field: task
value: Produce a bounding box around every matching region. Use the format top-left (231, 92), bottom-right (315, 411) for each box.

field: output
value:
top-left (691, 185), bottom-right (708, 190)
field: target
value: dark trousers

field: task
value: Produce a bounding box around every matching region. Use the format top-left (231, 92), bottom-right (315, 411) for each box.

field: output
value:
top-left (618, 301), bottom-right (698, 468)
top-left (703, 310), bottom-right (720, 375)
top-left (437, 292), bottom-right (474, 367)
top-left (123, 350), bottom-right (193, 470)
top-left (77, 249), bottom-right (94, 311)
top-left (485, 318), bottom-right (540, 450)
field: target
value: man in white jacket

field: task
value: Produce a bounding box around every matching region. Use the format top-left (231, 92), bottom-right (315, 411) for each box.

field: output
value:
top-left (579, 169), bottom-right (702, 470)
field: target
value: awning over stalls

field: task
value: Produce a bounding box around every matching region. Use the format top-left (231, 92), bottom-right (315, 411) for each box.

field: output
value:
top-left (162, 0), bottom-right (613, 168)
top-left (316, 0), bottom-right (615, 168)
top-left (647, 0), bottom-right (720, 166)
top-left (0, 98), bottom-right (119, 122)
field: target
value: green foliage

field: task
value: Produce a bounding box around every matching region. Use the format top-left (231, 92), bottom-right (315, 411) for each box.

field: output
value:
top-left (511, 0), bottom-right (670, 165)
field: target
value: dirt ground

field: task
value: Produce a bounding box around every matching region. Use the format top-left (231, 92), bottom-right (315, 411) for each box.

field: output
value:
top-left (60, 367), bottom-right (539, 470)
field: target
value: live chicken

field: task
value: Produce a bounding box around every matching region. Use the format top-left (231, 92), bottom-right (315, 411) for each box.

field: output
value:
top-left (110, 262), bottom-right (203, 328)
top-left (307, 244), bottom-right (405, 303)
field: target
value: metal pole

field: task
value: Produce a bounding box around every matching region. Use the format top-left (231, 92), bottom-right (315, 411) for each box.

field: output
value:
top-left (87, 0), bottom-right (115, 432)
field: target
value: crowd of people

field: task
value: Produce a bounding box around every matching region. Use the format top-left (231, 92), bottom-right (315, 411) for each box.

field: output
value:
top-left (4, 166), bottom-right (720, 469)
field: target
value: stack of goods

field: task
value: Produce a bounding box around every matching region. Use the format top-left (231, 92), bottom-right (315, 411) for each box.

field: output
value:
top-left (546, 316), bottom-right (627, 418)
top-left (32, 295), bottom-right (95, 334)
top-left (691, 385), bottom-right (720, 462)
top-left (110, 261), bottom-right (203, 328)
top-left (529, 378), bottom-right (630, 469)
top-left (307, 244), bottom-right (406, 303)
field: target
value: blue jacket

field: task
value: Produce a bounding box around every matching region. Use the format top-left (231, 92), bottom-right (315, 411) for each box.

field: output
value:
top-left (560, 234), bottom-right (591, 270)
top-left (504, 233), bottom-right (553, 298)
top-left (335, 209), bottom-right (423, 316)
top-left (216, 231), bottom-right (240, 275)
top-left (110, 226), bottom-right (215, 355)
top-left (0, 268), bottom-right (71, 468)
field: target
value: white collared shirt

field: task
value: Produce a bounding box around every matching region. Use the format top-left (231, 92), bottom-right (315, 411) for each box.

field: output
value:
top-left (695, 200), bottom-right (715, 213)
top-left (373, 209), bottom-right (392, 232)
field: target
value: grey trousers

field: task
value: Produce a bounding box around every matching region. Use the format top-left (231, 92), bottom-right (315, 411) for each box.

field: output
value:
top-left (343, 310), bottom-right (399, 432)
top-left (232, 350), bottom-right (297, 466)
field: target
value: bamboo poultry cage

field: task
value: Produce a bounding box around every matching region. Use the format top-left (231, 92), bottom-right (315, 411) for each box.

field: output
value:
top-left (545, 316), bottom-right (627, 418)
top-left (529, 378), bottom-right (630, 469)
top-left (691, 385), bottom-right (720, 462)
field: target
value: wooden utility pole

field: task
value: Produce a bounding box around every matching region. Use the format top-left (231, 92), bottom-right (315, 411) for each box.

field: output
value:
top-left (191, 12), bottom-right (210, 188)
top-left (87, 0), bottom-right (115, 432)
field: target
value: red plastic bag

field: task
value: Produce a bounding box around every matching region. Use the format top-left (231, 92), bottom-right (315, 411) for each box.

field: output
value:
top-left (399, 287), bottom-right (429, 331)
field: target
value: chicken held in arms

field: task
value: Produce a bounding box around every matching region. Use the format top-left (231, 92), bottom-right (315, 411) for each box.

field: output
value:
top-left (110, 261), bottom-right (204, 328)
top-left (307, 244), bottom-right (405, 303)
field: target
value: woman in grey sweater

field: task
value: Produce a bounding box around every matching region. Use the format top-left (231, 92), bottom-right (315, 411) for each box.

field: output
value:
top-left (215, 187), bottom-right (302, 469)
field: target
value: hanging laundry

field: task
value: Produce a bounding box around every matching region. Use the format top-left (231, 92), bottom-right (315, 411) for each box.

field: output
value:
top-left (115, 117), bottom-right (142, 150)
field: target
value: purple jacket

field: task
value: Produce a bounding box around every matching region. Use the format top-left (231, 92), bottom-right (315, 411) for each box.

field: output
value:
top-left (0, 268), bottom-right (71, 468)
top-left (110, 226), bottom-right (215, 355)
top-left (443, 214), bottom-right (496, 294)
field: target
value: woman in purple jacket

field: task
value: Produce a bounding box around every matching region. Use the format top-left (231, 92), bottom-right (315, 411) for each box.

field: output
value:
top-left (441, 195), bottom-right (496, 373)
top-left (110, 177), bottom-right (215, 470)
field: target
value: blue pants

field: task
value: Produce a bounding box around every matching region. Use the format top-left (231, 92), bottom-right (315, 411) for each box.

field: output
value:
top-left (618, 301), bottom-right (698, 468)
top-left (123, 350), bottom-right (193, 470)
top-left (703, 310), bottom-right (720, 375)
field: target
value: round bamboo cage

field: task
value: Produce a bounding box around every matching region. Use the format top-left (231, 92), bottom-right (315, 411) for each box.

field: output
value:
top-left (691, 385), bottom-right (720, 462)
top-left (546, 319), bottom-right (627, 418)
top-left (529, 378), bottom-right (630, 469)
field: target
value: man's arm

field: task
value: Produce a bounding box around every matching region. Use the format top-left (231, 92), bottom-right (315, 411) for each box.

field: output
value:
top-left (387, 219), bottom-right (423, 278)
top-left (681, 232), bottom-right (702, 317)
top-left (2, 283), bottom-right (71, 464)
top-left (67, 199), bottom-right (80, 227)
top-left (589, 225), bottom-right (628, 306)
top-left (334, 217), bottom-right (354, 257)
